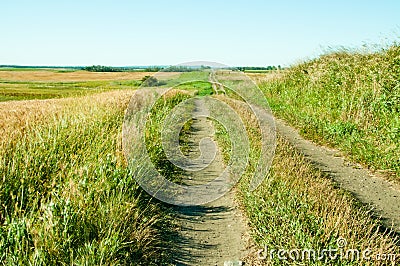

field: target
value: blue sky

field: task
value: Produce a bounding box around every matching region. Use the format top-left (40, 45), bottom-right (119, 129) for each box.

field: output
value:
top-left (1, 0), bottom-right (399, 66)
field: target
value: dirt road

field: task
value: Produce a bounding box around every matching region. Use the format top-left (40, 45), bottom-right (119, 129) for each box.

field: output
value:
top-left (172, 98), bottom-right (250, 265)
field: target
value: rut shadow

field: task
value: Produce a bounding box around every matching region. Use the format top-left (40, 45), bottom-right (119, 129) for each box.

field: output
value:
top-left (369, 213), bottom-right (400, 244)
top-left (169, 204), bottom-right (233, 265)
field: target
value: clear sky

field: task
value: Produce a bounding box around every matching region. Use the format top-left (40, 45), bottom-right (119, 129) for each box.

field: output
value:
top-left (1, 0), bottom-right (399, 67)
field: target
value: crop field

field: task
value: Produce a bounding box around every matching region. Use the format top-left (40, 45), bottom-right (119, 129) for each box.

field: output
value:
top-left (0, 69), bottom-right (153, 82)
top-left (0, 62), bottom-right (399, 265)
top-left (0, 70), bottom-right (181, 102)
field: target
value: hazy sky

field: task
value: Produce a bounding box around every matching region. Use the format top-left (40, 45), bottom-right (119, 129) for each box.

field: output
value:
top-left (1, 0), bottom-right (399, 66)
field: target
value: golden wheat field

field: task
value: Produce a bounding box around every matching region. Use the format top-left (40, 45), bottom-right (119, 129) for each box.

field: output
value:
top-left (0, 70), bottom-right (154, 82)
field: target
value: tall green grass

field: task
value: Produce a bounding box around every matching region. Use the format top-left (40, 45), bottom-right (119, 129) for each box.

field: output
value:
top-left (0, 91), bottom-right (181, 265)
top-left (145, 90), bottom-right (194, 182)
top-left (261, 44), bottom-right (400, 180)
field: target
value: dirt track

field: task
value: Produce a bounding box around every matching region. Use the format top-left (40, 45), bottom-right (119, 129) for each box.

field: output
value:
top-left (275, 118), bottom-right (400, 233)
top-left (172, 98), bottom-right (251, 265)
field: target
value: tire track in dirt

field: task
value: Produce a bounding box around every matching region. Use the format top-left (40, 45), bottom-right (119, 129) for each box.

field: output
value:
top-left (275, 118), bottom-right (400, 234)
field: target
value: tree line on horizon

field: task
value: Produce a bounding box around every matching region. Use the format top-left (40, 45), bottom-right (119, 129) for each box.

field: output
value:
top-left (0, 64), bottom-right (284, 72)
top-left (82, 65), bottom-right (213, 72)
top-left (236, 65), bottom-right (282, 71)
top-left (83, 65), bottom-right (282, 72)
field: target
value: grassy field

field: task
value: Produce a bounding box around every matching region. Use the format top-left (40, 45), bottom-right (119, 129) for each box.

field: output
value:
top-left (0, 70), bottom-right (216, 264)
top-left (1, 90), bottom-right (164, 264)
top-left (258, 44), bottom-right (400, 180)
top-left (1, 67), bottom-right (398, 265)
top-left (0, 69), bottom-right (157, 102)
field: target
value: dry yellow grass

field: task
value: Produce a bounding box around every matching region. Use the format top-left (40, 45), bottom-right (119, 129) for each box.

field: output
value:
top-left (0, 90), bottom-right (134, 144)
top-left (245, 71), bottom-right (285, 83)
top-left (162, 88), bottom-right (194, 99)
top-left (0, 70), bottom-right (158, 82)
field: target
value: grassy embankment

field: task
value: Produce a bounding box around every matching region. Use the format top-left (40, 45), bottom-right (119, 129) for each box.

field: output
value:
top-left (259, 44), bottom-right (400, 180)
top-left (212, 72), bottom-right (399, 265)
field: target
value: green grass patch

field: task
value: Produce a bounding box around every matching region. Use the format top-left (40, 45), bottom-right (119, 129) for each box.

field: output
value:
top-left (243, 69), bottom-right (272, 73)
top-left (162, 71), bottom-right (210, 88)
top-left (173, 81), bottom-right (213, 96)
